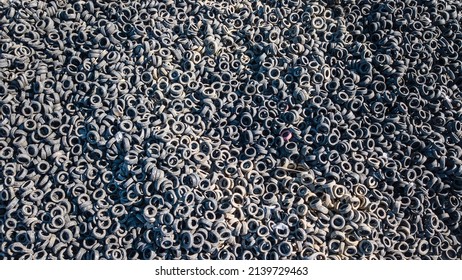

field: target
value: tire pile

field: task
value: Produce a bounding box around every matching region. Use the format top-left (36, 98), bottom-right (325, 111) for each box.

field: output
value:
top-left (0, 0), bottom-right (461, 259)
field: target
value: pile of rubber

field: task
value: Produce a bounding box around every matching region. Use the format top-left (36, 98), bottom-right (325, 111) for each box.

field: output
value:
top-left (1, 0), bottom-right (462, 260)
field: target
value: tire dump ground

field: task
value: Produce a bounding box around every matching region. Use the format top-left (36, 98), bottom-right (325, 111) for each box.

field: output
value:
top-left (0, 0), bottom-right (462, 259)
